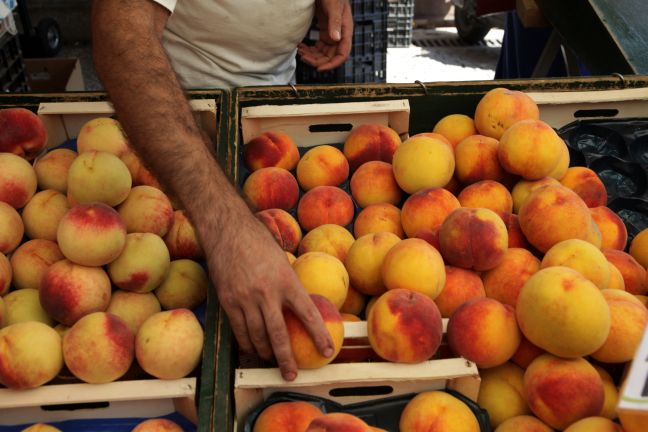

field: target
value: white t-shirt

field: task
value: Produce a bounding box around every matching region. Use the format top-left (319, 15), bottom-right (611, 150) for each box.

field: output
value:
top-left (152, 0), bottom-right (315, 89)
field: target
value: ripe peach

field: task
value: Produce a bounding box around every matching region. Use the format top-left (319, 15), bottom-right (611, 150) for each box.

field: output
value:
top-left (413, 227), bottom-right (441, 250)
top-left (21, 190), bottom-right (70, 241)
top-left (478, 362), bottom-right (530, 428)
top-left (435, 266), bottom-right (485, 318)
top-left (154, 259), bottom-right (208, 310)
top-left (399, 390), bottom-right (480, 432)
top-left (40, 259), bottom-right (112, 326)
top-left (33, 148), bottom-right (77, 193)
top-left (564, 417), bottom-right (623, 431)
top-left (341, 313), bottom-right (361, 322)
top-left (392, 135), bottom-right (455, 194)
top-left (252, 401), bottom-right (323, 432)
top-left (131, 419), bottom-right (183, 432)
top-left (511, 334), bottom-right (545, 369)
top-left (117, 185), bottom-right (174, 237)
top-left (474, 88), bottom-right (540, 139)
top-left (0, 152), bottom-right (37, 208)
top-left (0, 201), bottom-right (24, 254)
top-left (433, 113), bottom-right (477, 148)
top-left (630, 227), bottom-right (648, 269)
top-left (108, 233), bottom-right (171, 293)
top-left (136, 309), bottom-right (204, 379)
top-left (292, 252), bottom-right (349, 309)
top-left (511, 177), bottom-right (561, 214)
top-left (256, 208), bottom-right (302, 254)
top-left (0, 252), bottom-right (9, 295)
top-left (591, 206), bottom-right (628, 250)
top-left (306, 413), bottom-right (372, 432)
top-left (164, 210), bottom-right (204, 260)
top-left (10, 239), bottom-right (64, 290)
top-left (63, 312), bottom-right (133, 384)
top-left (410, 132), bottom-right (453, 150)
top-left (482, 248), bottom-right (540, 307)
top-left (593, 365), bottom-right (619, 419)
top-left (296, 145), bottom-right (349, 190)
top-left (457, 180), bottom-right (513, 216)
top-left (67, 151), bottom-right (132, 206)
top-left (244, 130), bottom-right (300, 172)
top-left (350, 161), bottom-right (402, 208)
top-left (341, 286), bottom-right (365, 315)
top-left (607, 261), bottom-right (626, 290)
top-left (586, 218), bottom-right (604, 249)
top-left (524, 354), bottom-right (604, 430)
top-left (242, 167), bottom-right (300, 211)
top-left (547, 139), bottom-right (570, 180)
top-left (0, 321), bottom-right (63, 389)
top-left (382, 238), bottom-right (446, 299)
top-left (560, 167), bottom-right (607, 208)
top-left (368, 289), bottom-right (443, 363)
top-left (76, 117), bottom-right (130, 157)
top-left (0, 108), bottom-right (48, 159)
top-left (107, 290), bottom-right (161, 334)
top-left (444, 173), bottom-right (464, 195)
top-left (298, 224), bottom-right (355, 262)
top-left (604, 249), bottom-right (647, 295)
top-left (353, 203), bottom-right (404, 239)
top-left (439, 207), bottom-right (508, 271)
top-left (344, 232), bottom-right (401, 296)
top-left (541, 239), bottom-right (611, 289)
top-left (494, 415), bottom-right (553, 432)
top-left (119, 150), bottom-right (163, 189)
top-left (285, 294), bottom-right (344, 369)
top-left (3, 288), bottom-right (54, 327)
top-left (400, 187), bottom-right (460, 238)
top-left (343, 124), bottom-right (401, 172)
top-left (297, 186), bottom-right (354, 232)
top-left (21, 424), bottom-right (63, 432)
top-left (454, 134), bottom-right (507, 185)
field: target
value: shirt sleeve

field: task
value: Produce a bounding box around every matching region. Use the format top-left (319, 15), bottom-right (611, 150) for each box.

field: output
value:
top-left (150, 0), bottom-right (177, 13)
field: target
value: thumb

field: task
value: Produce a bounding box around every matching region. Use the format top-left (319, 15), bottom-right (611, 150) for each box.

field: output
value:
top-left (324, 0), bottom-right (343, 42)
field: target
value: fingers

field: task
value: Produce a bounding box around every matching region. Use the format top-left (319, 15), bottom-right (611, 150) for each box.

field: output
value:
top-left (322, 0), bottom-right (343, 41)
top-left (316, 53), bottom-right (347, 71)
top-left (227, 307), bottom-right (254, 354)
top-left (261, 302), bottom-right (298, 381)
top-left (288, 289), bottom-right (334, 359)
top-left (242, 305), bottom-right (274, 360)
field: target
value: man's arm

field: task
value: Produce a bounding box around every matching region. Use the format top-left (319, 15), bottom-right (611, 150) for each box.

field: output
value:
top-left (91, 0), bottom-right (333, 381)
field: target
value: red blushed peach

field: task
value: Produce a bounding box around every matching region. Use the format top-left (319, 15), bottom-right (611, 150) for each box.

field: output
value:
top-left (447, 298), bottom-right (521, 368)
top-left (0, 252), bottom-right (11, 296)
top-left (164, 210), bottom-right (204, 260)
top-left (414, 227), bottom-right (441, 250)
top-left (296, 145), bottom-right (349, 191)
top-left (341, 286), bottom-right (366, 315)
top-left (10, 239), bottom-right (64, 290)
top-left (432, 113), bottom-right (478, 148)
top-left (629, 228), bottom-right (648, 269)
top-left (524, 354), bottom-right (604, 430)
top-left (392, 135), bottom-right (455, 194)
top-left (604, 249), bottom-right (647, 295)
top-left (511, 334), bottom-right (545, 369)
top-left (344, 232), bottom-right (401, 296)
top-left (474, 88), bottom-right (540, 139)
top-left (494, 415), bottom-right (553, 432)
top-left (482, 248), bottom-right (541, 307)
top-left (76, 117), bottom-right (130, 157)
top-left (0, 152), bottom-right (37, 209)
top-left (542, 239), bottom-right (611, 289)
top-left (400, 187), bottom-right (460, 238)
top-left (350, 161), bottom-right (402, 208)
top-left (500, 213), bottom-right (531, 249)
top-left (253, 401), bottom-right (323, 432)
top-left (119, 150), bottom-right (163, 189)
top-left (298, 224), bottom-right (355, 262)
top-left (57, 203), bottom-right (127, 267)
top-left (256, 208), bottom-right (302, 254)
top-left (0, 108), bottom-right (47, 159)
top-left (21, 190), bottom-right (70, 241)
top-left (353, 203), bottom-right (404, 239)
top-left (33, 148), bottom-right (77, 194)
top-left (107, 290), bottom-right (161, 334)
top-left (293, 252), bottom-right (349, 309)
top-left (444, 174), bottom-right (464, 195)
top-left (343, 124), bottom-right (401, 172)
top-left (548, 139), bottom-right (570, 181)
top-left (117, 186), bottom-right (174, 237)
top-left (399, 390), bottom-right (480, 432)
top-left (131, 419), bottom-right (183, 432)
top-left (368, 289), bottom-right (443, 363)
top-left (63, 312), bottom-right (134, 384)
top-left (244, 130), bottom-right (300, 172)
top-left (591, 207), bottom-right (628, 250)
top-left (560, 167), bottom-right (607, 208)
top-left (435, 266), bottom-right (485, 318)
top-left (306, 413), bottom-right (372, 432)
top-left (243, 167), bottom-right (300, 211)
top-left (67, 151), bottom-right (132, 206)
top-left (40, 259), bottom-right (112, 326)
top-left (455, 134), bottom-right (507, 185)
top-left (285, 294), bottom-right (344, 368)
top-left (108, 233), bottom-right (171, 293)
top-left (0, 201), bottom-right (24, 254)
top-left (511, 177), bottom-right (561, 214)
top-left (297, 186), bottom-right (354, 232)
top-left (439, 208), bottom-right (508, 271)
top-left (457, 180), bottom-right (513, 216)
top-left (478, 362), bottom-right (530, 428)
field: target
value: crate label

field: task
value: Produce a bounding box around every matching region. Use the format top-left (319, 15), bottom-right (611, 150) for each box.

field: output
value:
top-left (619, 326), bottom-right (648, 411)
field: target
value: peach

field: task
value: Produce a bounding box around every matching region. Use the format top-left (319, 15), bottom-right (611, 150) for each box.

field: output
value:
top-left (591, 206), bottom-right (628, 250)
top-left (0, 153), bottom-right (37, 208)
top-left (444, 173), bottom-right (463, 195)
top-left (518, 184), bottom-right (592, 253)
top-left (593, 365), bottom-right (619, 420)
top-left (564, 417), bottom-right (623, 431)
top-left (0, 321), bottom-right (63, 389)
top-left (344, 232), bottom-right (401, 296)
top-left (547, 139), bottom-right (570, 180)
top-left (256, 208), bottom-right (302, 254)
top-left (297, 186), bottom-right (354, 232)
top-left (117, 185), bottom-right (174, 237)
top-left (413, 227), bottom-right (441, 250)
top-left (368, 289), bottom-right (442, 363)
top-left (0, 108), bottom-right (48, 159)
top-left (10, 239), bottom-right (63, 290)
top-left (164, 210), bottom-right (204, 260)
top-left (243, 167), bottom-right (300, 211)
top-left (131, 419), bottom-right (183, 432)
top-left (511, 334), bottom-right (545, 369)
top-left (604, 249), bottom-right (647, 295)
top-left (0, 201), bottom-right (24, 254)
top-left (541, 239), bottom-right (611, 289)
top-left (40, 259), bottom-right (112, 326)
top-left (292, 252), bottom-right (349, 309)
top-left (607, 261), bottom-right (626, 290)
top-left (119, 150), bottom-right (163, 189)
top-left (0, 289), bottom-right (5, 326)
top-left (474, 88), bottom-right (540, 139)
top-left (296, 145), bottom-right (349, 190)
top-left (21, 424), bottom-right (63, 432)
top-left (341, 286), bottom-right (365, 315)
top-left (382, 238), bottom-right (446, 299)
top-left (635, 294), bottom-right (648, 306)
top-left (619, 410), bottom-right (646, 432)
top-left (511, 177), bottom-right (561, 214)
top-left (454, 134), bottom-right (507, 185)
top-left (350, 161), bottom-right (402, 208)
top-left (630, 227), bottom-right (648, 269)
top-left (586, 218), bottom-right (604, 249)
top-left (21, 190), bottom-right (70, 241)
top-left (3, 288), bottom-right (54, 327)
top-left (439, 208), bottom-right (508, 271)
top-left (498, 120), bottom-right (563, 180)
top-left (57, 203), bottom-right (127, 266)
top-left (306, 413), bottom-right (372, 432)
top-left (392, 135), bottom-right (455, 194)
top-left (252, 401), bottom-right (323, 432)
top-left (478, 362), bottom-right (530, 428)
top-left (433, 113), bottom-right (477, 148)
top-left (516, 267), bottom-right (610, 358)
top-left (0, 252), bottom-right (11, 295)
top-left (63, 312), bottom-right (133, 384)
top-left (136, 309), bottom-right (204, 379)
top-left (33, 148), bottom-right (77, 193)
top-left (244, 130), bottom-right (300, 172)
top-left (353, 203), bottom-right (404, 239)
top-left (447, 297), bottom-right (521, 368)
top-left (285, 294), bottom-right (344, 369)
top-left (399, 390), bottom-right (480, 432)
top-left (107, 290), bottom-right (161, 334)
top-left (108, 233), bottom-right (171, 293)
top-left (298, 224), bottom-right (355, 262)
top-left (410, 132), bottom-right (453, 150)
top-left (457, 180), bottom-right (513, 216)
top-left (494, 415), bottom-right (553, 432)
top-left (76, 117), bottom-right (130, 157)
top-left (400, 187), bottom-right (460, 238)
top-left (341, 313), bottom-right (360, 322)
top-left (343, 124), bottom-right (401, 172)
top-left (524, 354), bottom-right (604, 430)
top-left (67, 151), bottom-right (132, 206)
top-left (560, 167), bottom-right (607, 208)
top-left (482, 248), bottom-right (540, 307)
top-left (154, 259), bottom-right (208, 310)
top-left (435, 266), bottom-right (485, 318)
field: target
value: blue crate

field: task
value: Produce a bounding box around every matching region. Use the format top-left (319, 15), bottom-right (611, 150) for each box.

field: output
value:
top-left (0, 32), bottom-right (28, 92)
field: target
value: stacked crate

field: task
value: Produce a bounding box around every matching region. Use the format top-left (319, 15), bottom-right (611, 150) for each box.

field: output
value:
top-left (0, 32), bottom-right (28, 92)
top-left (387, 0), bottom-right (415, 47)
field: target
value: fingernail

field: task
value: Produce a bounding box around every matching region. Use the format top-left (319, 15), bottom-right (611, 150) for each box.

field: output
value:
top-left (324, 347), bottom-right (334, 358)
top-left (284, 371), bottom-right (296, 381)
top-left (333, 30), bottom-right (341, 41)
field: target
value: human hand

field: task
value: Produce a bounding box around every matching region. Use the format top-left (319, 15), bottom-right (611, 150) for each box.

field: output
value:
top-left (298, 0), bottom-right (353, 72)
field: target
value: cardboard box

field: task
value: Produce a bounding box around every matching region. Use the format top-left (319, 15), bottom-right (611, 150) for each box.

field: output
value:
top-left (24, 58), bottom-right (85, 92)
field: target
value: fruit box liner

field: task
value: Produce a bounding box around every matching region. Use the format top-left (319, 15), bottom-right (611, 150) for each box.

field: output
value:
top-left (242, 390), bottom-right (490, 432)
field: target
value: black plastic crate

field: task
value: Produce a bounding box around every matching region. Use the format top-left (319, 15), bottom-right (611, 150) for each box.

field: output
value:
top-left (387, 0), bottom-right (414, 47)
top-left (0, 32), bottom-right (28, 92)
